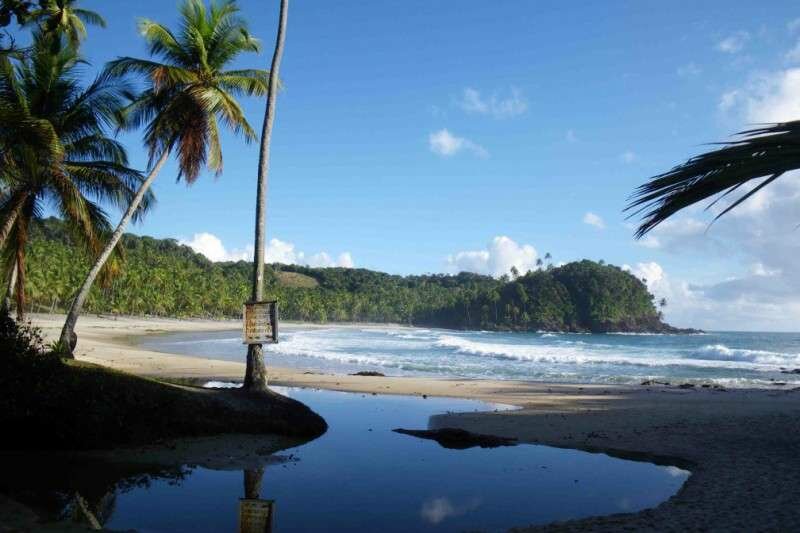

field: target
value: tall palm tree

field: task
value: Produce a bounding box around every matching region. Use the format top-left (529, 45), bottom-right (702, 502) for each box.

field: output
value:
top-left (244, 0), bottom-right (288, 392)
top-left (628, 121), bottom-right (800, 237)
top-left (0, 32), bottom-right (148, 320)
top-left (27, 0), bottom-right (105, 45)
top-left (59, 0), bottom-right (268, 354)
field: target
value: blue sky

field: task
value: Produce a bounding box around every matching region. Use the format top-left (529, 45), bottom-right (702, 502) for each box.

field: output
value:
top-left (25, 1), bottom-right (800, 330)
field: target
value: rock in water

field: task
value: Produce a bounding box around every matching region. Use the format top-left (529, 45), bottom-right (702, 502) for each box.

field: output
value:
top-left (392, 427), bottom-right (517, 449)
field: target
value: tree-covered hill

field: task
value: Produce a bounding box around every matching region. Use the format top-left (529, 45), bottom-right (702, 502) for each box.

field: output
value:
top-left (22, 218), bottom-right (689, 333)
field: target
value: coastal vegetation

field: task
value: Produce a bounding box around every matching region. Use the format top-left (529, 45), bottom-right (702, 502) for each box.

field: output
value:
top-left (0, 29), bottom-right (150, 322)
top-left (59, 0), bottom-right (271, 354)
top-left (25, 218), bottom-right (678, 333)
top-left (0, 0), bottom-right (326, 460)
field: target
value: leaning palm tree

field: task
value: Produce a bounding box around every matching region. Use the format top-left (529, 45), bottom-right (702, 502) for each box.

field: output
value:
top-left (244, 0), bottom-right (288, 392)
top-left (59, 0), bottom-right (268, 354)
top-left (627, 121), bottom-right (800, 237)
top-left (0, 32), bottom-right (149, 320)
top-left (27, 0), bottom-right (105, 45)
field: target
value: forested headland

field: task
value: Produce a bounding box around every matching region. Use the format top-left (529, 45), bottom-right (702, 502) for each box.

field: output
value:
top-left (24, 218), bottom-right (689, 333)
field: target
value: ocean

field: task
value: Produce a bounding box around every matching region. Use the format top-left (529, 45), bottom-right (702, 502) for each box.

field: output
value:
top-left (140, 325), bottom-right (800, 388)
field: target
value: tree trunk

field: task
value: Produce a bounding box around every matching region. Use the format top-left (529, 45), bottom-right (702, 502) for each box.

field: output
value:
top-left (1, 259), bottom-right (17, 315)
top-left (244, 0), bottom-right (289, 392)
top-left (0, 196), bottom-right (23, 248)
top-left (14, 246), bottom-right (24, 322)
top-left (58, 150), bottom-right (170, 356)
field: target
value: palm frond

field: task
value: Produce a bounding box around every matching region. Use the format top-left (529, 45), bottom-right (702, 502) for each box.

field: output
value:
top-left (627, 121), bottom-right (800, 237)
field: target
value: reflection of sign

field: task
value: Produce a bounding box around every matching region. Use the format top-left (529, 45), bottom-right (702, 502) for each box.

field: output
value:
top-left (243, 301), bottom-right (278, 344)
top-left (239, 498), bottom-right (275, 533)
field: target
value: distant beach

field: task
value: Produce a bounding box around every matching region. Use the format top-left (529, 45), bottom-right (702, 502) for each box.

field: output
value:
top-left (27, 314), bottom-right (800, 530)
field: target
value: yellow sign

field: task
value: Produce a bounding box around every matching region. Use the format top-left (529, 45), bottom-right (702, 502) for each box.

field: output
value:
top-left (239, 498), bottom-right (275, 533)
top-left (243, 301), bottom-right (278, 344)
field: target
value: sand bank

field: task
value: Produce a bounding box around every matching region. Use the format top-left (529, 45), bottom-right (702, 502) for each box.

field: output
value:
top-left (30, 314), bottom-right (800, 531)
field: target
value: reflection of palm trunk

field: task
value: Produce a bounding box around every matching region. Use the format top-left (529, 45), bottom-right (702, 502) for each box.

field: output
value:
top-left (240, 468), bottom-right (274, 533)
top-left (73, 492), bottom-right (102, 530)
top-left (243, 467), bottom-right (265, 499)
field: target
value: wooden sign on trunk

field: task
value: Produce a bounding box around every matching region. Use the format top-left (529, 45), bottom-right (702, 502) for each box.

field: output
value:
top-left (243, 301), bottom-right (278, 344)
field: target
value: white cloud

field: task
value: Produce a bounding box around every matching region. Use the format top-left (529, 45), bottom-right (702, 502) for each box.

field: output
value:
top-left (677, 62), bottom-right (702, 78)
top-left (629, 171), bottom-right (800, 330)
top-left (180, 233), bottom-right (251, 262)
top-left (446, 236), bottom-right (538, 277)
top-left (716, 31), bottom-right (749, 54)
top-left (583, 212), bottom-right (606, 229)
top-left (459, 87), bottom-right (528, 119)
top-left (718, 90), bottom-right (740, 112)
top-left (181, 233), bottom-right (354, 268)
top-left (565, 129), bottom-right (578, 143)
top-left (620, 150), bottom-right (637, 164)
top-left (428, 129), bottom-right (488, 158)
top-left (744, 68), bottom-right (800, 122)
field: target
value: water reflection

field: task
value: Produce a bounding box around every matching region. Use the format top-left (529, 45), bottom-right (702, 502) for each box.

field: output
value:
top-left (420, 496), bottom-right (482, 525)
top-left (240, 468), bottom-right (275, 533)
top-left (0, 388), bottom-right (690, 532)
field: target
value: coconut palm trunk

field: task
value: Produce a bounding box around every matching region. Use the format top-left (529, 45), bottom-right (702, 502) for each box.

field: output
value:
top-left (58, 150), bottom-right (170, 355)
top-left (0, 199), bottom-right (23, 247)
top-left (1, 258), bottom-right (17, 314)
top-left (244, 0), bottom-right (288, 392)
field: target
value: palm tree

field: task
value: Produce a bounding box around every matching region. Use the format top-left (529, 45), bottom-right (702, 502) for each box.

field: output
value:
top-left (0, 32), bottom-right (148, 320)
top-left (628, 122), bottom-right (800, 237)
top-left (58, 0), bottom-right (268, 354)
top-left (244, 0), bottom-right (288, 392)
top-left (27, 0), bottom-right (105, 45)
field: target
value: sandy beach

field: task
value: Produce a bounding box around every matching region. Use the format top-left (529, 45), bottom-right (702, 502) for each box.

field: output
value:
top-left (30, 314), bottom-right (800, 531)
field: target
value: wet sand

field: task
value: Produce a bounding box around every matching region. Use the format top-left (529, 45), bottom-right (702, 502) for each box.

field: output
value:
top-left (30, 314), bottom-right (800, 531)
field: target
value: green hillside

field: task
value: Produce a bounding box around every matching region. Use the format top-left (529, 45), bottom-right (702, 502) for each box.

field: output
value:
top-left (21, 218), bottom-right (685, 333)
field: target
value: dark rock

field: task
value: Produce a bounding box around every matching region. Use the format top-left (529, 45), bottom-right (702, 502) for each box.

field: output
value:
top-left (349, 371), bottom-right (385, 377)
top-left (678, 383), bottom-right (695, 389)
top-left (392, 427), bottom-right (517, 449)
top-left (780, 368), bottom-right (800, 374)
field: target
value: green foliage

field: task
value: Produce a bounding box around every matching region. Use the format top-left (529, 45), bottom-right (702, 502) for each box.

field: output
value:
top-left (0, 307), bottom-right (64, 404)
top-left (23, 218), bottom-right (668, 333)
top-left (0, 31), bottom-right (150, 317)
top-left (0, 306), bottom-right (48, 358)
top-left (107, 0), bottom-right (268, 182)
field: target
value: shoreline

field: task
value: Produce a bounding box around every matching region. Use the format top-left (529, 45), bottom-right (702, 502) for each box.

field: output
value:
top-left (28, 313), bottom-right (800, 531)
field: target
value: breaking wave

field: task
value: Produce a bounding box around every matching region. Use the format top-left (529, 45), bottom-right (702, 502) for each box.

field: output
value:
top-left (143, 325), bottom-right (800, 387)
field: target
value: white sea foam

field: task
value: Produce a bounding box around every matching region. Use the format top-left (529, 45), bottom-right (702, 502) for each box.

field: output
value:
top-left (147, 325), bottom-right (799, 388)
top-left (694, 344), bottom-right (798, 365)
top-left (433, 335), bottom-right (793, 371)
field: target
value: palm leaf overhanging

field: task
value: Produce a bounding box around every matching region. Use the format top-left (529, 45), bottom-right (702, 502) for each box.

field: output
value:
top-left (626, 121), bottom-right (800, 238)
